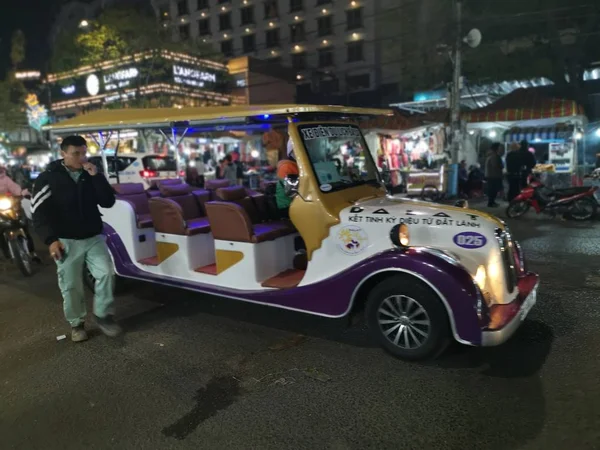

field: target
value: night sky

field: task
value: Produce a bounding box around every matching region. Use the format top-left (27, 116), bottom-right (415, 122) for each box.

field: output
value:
top-left (0, 0), bottom-right (61, 77)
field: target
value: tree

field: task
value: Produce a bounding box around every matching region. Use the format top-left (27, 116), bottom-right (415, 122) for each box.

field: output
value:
top-left (0, 30), bottom-right (28, 132)
top-left (462, 0), bottom-right (600, 109)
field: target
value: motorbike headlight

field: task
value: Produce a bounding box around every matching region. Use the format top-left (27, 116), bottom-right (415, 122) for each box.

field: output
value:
top-left (0, 197), bottom-right (12, 211)
top-left (473, 265), bottom-right (487, 290)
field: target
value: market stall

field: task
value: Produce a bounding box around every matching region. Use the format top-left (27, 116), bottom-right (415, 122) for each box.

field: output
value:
top-left (362, 111), bottom-right (449, 194)
top-left (463, 88), bottom-right (587, 189)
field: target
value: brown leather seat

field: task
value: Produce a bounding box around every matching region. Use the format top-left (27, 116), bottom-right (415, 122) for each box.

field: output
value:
top-left (149, 183), bottom-right (210, 236)
top-left (113, 183), bottom-right (153, 228)
top-left (205, 186), bottom-right (295, 243)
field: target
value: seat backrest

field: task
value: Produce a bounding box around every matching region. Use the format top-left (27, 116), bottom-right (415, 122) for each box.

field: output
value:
top-left (205, 201), bottom-right (254, 242)
top-left (148, 198), bottom-right (186, 235)
top-left (215, 186), bottom-right (261, 224)
top-left (205, 179), bottom-right (230, 191)
top-left (114, 183), bottom-right (150, 215)
top-left (191, 189), bottom-right (210, 215)
top-left (159, 183), bottom-right (202, 220)
top-left (149, 178), bottom-right (183, 189)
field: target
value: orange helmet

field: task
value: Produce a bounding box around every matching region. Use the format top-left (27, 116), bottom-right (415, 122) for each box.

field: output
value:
top-left (277, 159), bottom-right (299, 179)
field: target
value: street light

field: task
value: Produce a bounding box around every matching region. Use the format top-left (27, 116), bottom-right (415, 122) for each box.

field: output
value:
top-left (79, 20), bottom-right (89, 28)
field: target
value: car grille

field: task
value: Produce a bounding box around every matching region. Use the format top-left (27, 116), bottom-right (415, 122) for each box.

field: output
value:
top-left (496, 228), bottom-right (517, 293)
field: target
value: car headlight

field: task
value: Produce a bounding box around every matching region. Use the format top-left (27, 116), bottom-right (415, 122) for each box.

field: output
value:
top-left (473, 265), bottom-right (487, 290)
top-left (390, 223), bottom-right (410, 248)
top-left (0, 197), bottom-right (12, 211)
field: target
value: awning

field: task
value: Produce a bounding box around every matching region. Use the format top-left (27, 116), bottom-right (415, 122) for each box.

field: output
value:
top-left (504, 125), bottom-right (575, 143)
top-left (462, 88), bottom-right (585, 123)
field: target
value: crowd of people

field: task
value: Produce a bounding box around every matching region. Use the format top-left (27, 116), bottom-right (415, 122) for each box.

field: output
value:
top-left (458, 140), bottom-right (536, 207)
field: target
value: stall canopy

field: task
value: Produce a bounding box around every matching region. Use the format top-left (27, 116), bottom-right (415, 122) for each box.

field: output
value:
top-left (462, 88), bottom-right (585, 123)
top-left (360, 109), bottom-right (448, 133)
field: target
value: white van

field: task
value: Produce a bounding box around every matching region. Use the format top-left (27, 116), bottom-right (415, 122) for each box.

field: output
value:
top-left (87, 153), bottom-right (181, 187)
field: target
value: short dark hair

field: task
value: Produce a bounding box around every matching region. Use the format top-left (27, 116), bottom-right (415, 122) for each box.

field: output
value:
top-left (225, 154), bottom-right (232, 162)
top-left (60, 135), bottom-right (87, 151)
top-left (490, 142), bottom-right (502, 152)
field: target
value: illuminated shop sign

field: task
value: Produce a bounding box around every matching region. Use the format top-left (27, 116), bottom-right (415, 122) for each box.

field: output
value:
top-left (61, 85), bottom-right (76, 95)
top-left (103, 67), bottom-right (139, 91)
top-left (173, 64), bottom-right (218, 88)
top-left (236, 79), bottom-right (247, 87)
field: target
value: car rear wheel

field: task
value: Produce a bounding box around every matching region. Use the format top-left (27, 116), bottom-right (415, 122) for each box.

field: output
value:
top-left (365, 275), bottom-right (450, 360)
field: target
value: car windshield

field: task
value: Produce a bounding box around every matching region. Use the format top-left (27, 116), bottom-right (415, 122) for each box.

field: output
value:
top-left (298, 124), bottom-right (380, 193)
top-left (143, 156), bottom-right (176, 171)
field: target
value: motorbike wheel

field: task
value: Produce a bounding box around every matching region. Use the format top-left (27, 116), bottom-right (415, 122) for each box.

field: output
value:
top-left (506, 200), bottom-right (530, 218)
top-left (568, 197), bottom-right (597, 221)
top-left (8, 236), bottom-right (34, 276)
top-left (421, 185), bottom-right (440, 202)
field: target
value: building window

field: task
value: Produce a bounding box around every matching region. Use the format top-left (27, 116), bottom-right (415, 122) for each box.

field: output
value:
top-left (292, 52), bottom-right (307, 69)
top-left (290, 0), bottom-right (303, 12)
top-left (242, 35), bottom-right (256, 53)
top-left (219, 13), bottom-right (232, 31)
top-left (218, 0), bottom-right (229, 3)
top-left (290, 23), bottom-right (305, 43)
top-left (177, 0), bottom-right (188, 16)
top-left (269, 56), bottom-right (282, 65)
top-left (318, 48), bottom-right (334, 67)
top-left (198, 19), bottom-right (210, 36)
top-left (347, 73), bottom-right (370, 90)
top-left (240, 6), bottom-right (254, 25)
top-left (317, 16), bottom-right (333, 36)
top-left (266, 29), bottom-right (280, 48)
top-left (179, 24), bottom-right (190, 40)
top-left (347, 41), bottom-right (363, 62)
top-left (316, 0), bottom-right (331, 5)
top-left (347, 8), bottom-right (363, 30)
top-left (221, 40), bottom-right (234, 57)
top-left (321, 78), bottom-right (339, 92)
top-left (197, 0), bottom-right (208, 9)
top-left (264, 0), bottom-right (279, 19)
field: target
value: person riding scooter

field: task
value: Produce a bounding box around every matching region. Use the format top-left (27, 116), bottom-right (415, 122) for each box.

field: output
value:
top-left (0, 166), bottom-right (40, 262)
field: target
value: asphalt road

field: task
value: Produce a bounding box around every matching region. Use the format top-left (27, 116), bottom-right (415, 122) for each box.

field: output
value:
top-left (1, 209), bottom-right (600, 450)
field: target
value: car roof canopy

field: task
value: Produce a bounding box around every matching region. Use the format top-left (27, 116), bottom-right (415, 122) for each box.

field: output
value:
top-left (45, 104), bottom-right (394, 134)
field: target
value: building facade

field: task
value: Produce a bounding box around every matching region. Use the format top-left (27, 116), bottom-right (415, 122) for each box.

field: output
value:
top-left (153, 0), bottom-right (383, 100)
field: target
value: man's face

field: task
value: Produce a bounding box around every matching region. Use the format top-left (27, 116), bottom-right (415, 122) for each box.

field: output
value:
top-left (61, 145), bottom-right (87, 169)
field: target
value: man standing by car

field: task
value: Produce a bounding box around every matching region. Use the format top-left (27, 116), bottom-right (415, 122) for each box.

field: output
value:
top-left (32, 135), bottom-right (121, 342)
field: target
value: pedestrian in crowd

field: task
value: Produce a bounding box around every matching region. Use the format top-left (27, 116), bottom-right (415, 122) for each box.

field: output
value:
top-left (32, 135), bottom-right (121, 342)
top-left (485, 142), bottom-right (504, 207)
top-left (458, 160), bottom-right (469, 198)
top-left (222, 154), bottom-right (238, 185)
top-left (505, 142), bottom-right (522, 201)
top-left (519, 139), bottom-right (536, 188)
top-left (216, 158), bottom-right (225, 179)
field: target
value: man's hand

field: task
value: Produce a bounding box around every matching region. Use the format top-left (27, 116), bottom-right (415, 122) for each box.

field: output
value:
top-left (82, 162), bottom-right (98, 176)
top-left (49, 241), bottom-right (65, 261)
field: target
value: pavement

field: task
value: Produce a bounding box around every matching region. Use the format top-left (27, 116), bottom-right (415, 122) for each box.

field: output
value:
top-left (1, 206), bottom-right (600, 450)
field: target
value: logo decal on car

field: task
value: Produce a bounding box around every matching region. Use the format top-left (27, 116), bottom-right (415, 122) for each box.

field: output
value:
top-left (336, 225), bottom-right (369, 255)
top-left (453, 232), bottom-right (487, 249)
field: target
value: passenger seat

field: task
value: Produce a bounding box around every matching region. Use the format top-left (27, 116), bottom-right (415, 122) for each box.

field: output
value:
top-left (205, 186), bottom-right (295, 243)
top-left (113, 183), bottom-right (153, 228)
top-left (148, 184), bottom-right (210, 235)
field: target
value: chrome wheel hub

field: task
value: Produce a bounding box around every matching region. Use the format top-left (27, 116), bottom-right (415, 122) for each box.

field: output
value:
top-left (377, 295), bottom-right (431, 349)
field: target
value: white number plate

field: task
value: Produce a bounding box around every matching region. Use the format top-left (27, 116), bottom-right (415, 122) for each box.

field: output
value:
top-left (520, 286), bottom-right (537, 321)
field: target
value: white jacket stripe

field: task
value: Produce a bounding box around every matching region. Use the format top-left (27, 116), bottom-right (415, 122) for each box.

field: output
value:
top-left (32, 184), bottom-right (50, 206)
top-left (31, 192), bottom-right (51, 214)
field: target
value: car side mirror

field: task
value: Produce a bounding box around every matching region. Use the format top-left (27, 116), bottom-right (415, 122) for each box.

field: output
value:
top-left (284, 174), bottom-right (300, 198)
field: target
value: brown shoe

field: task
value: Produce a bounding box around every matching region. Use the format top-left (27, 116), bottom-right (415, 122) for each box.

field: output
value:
top-left (71, 325), bottom-right (89, 343)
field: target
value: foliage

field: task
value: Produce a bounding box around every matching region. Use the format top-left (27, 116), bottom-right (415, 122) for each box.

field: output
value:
top-left (10, 30), bottom-right (26, 69)
top-left (0, 30), bottom-right (28, 132)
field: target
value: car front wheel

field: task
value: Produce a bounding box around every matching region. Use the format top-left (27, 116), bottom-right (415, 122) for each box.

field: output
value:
top-left (366, 275), bottom-right (450, 360)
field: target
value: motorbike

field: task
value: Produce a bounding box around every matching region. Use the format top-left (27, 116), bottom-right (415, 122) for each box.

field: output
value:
top-left (506, 175), bottom-right (598, 221)
top-left (0, 194), bottom-right (36, 276)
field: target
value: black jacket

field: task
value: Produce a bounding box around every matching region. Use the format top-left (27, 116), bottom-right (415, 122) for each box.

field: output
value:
top-left (32, 160), bottom-right (116, 246)
top-left (505, 151), bottom-right (521, 175)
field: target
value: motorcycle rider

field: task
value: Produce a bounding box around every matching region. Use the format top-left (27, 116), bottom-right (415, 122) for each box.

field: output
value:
top-left (0, 165), bottom-right (40, 262)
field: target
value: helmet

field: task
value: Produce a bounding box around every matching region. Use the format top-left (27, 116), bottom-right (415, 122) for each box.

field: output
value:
top-left (277, 159), bottom-right (299, 179)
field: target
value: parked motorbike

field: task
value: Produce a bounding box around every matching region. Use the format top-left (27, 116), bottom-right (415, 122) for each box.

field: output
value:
top-left (506, 176), bottom-right (598, 221)
top-left (0, 194), bottom-right (36, 276)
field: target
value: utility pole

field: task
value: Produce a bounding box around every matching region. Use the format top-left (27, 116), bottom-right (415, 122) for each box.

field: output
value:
top-left (450, 0), bottom-right (462, 164)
